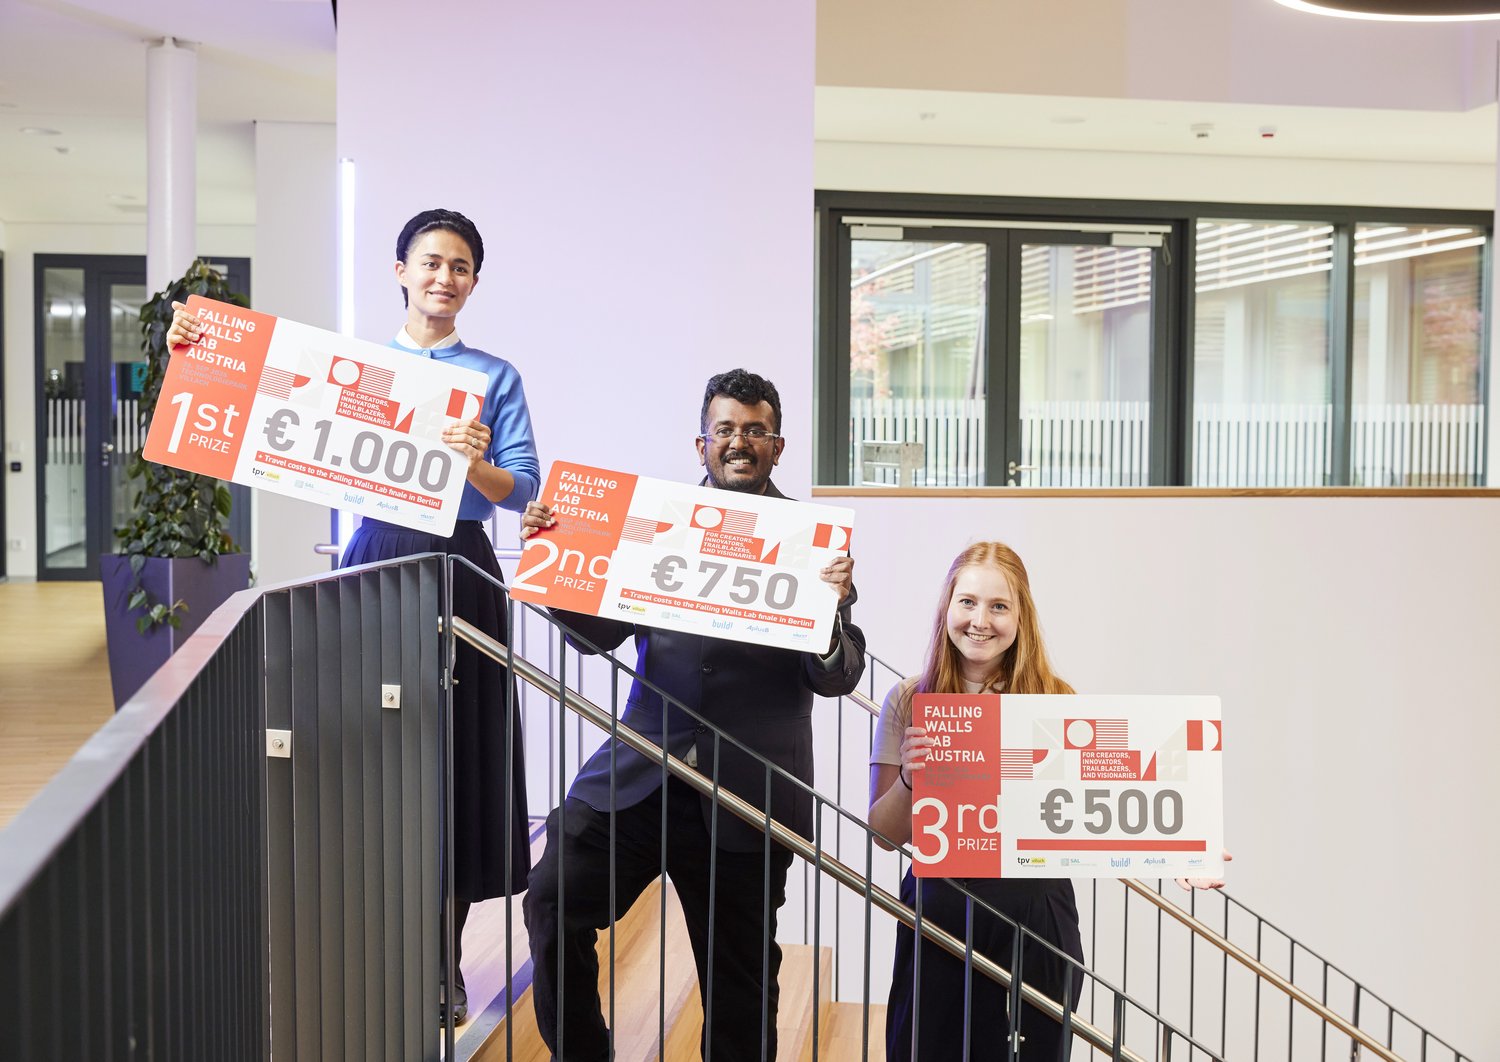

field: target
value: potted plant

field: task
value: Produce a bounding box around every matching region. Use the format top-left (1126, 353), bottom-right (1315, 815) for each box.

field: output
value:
top-left (100, 259), bottom-right (253, 707)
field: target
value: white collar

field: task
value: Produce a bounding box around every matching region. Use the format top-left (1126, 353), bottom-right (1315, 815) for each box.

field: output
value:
top-left (395, 326), bottom-right (461, 350)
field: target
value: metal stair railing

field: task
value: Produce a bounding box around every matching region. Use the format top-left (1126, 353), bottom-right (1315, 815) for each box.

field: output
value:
top-left (456, 556), bottom-right (1226, 1062)
top-left (489, 565), bottom-right (1475, 1062)
top-left (827, 652), bottom-right (1473, 1062)
top-left (454, 613), bottom-right (1205, 1061)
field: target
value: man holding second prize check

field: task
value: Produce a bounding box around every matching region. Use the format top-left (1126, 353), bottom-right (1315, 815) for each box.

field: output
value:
top-left (520, 368), bottom-right (867, 1062)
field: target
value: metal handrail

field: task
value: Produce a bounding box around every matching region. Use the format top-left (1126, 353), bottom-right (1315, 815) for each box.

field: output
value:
top-left (842, 665), bottom-right (1405, 1061)
top-left (1119, 879), bottom-right (1399, 1060)
top-left (457, 615), bottom-right (1173, 1062)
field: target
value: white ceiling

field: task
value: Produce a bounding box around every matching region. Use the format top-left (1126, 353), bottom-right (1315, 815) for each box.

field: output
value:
top-left (0, 0), bottom-right (334, 225)
top-left (816, 87), bottom-right (1498, 164)
top-left (0, 1), bottom-right (1494, 227)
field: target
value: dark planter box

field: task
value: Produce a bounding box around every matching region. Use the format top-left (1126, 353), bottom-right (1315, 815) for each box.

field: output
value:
top-left (100, 553), bottom-right (253, 708)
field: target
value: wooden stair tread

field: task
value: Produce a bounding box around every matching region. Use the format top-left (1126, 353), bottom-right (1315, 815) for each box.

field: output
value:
top-left (807, 1000), bottom-right (888, 1062)
top-left (664, 943), bottom-right (833, 1062)
top-left (473, 876), bottom-right (698, 1062)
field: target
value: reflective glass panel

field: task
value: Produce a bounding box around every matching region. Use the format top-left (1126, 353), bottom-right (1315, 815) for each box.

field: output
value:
top-left (848, 239), bottom-right (987, 486)
top-left (1193, 219), bottom-right (1334, 486)
top-left (1352, 224), bottom-right (1485, 485)
top-left (1016, 243), bottom-right (1153, 486)
top-left (41, 268), bottom-right (88, 570)
top-left (110, 282), bottom-right (149, 539)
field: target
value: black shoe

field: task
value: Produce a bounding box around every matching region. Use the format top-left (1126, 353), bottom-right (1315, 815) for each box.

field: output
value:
top-left (439, 979), bottom-right (469, 1025)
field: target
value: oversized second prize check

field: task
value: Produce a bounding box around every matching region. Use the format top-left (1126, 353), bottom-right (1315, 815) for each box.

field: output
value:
top-left (142, 295), bottom-right (487, 537)
top-left (911, 694), bottom-right (1224, 879)
top-left (509, 461), bottom-right (855, 651)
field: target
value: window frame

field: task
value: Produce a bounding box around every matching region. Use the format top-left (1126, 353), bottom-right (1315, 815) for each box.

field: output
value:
top-left (814, 191), bottom-right (1492, 488)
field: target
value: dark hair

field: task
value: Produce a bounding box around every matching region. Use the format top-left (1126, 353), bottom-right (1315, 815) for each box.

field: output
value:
top-left (700, 368), bottom-right (783, 434)
top-left (395, 209), bottom-right (484, 305)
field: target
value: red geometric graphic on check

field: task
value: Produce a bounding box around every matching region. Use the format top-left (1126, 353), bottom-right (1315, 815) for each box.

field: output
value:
top-left (1000, 748), bottom-right (1047, 779)
top-left (256, 366), bottom-right (312, 400)
top-left (328, 356), bottom-right (393, 397)
top-left (621, 516), bottom-right (674, 544)
top-left (1064, 719), bottom-right (1129, 750)
top-left (1186, 720), bottom-right (1223, 752)
top-left (812, 523), bottom-right (853, 550)
top-left (692, 504), bottom-right (757, 536)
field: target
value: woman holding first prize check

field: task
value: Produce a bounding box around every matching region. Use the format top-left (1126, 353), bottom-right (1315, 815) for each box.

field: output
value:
top-left (867, 541), bottom-right (1228, 1060)
top-left (167, 208), bottom-right (539, 1025)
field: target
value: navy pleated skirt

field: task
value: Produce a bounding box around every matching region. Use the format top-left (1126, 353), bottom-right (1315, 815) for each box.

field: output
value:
top-left (341, 518), bottom-right (531, 900)
top-left (886, 869), bottom-right (1085, 1060)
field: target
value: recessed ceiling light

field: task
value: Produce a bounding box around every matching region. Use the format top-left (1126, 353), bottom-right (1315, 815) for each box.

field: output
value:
top-left (1273, 0), bottom-right (1500, 19)
top-left (21, 126), bottom-right (61, 136)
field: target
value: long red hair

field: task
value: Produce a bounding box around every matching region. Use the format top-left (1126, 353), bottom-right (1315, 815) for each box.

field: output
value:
top-left (909, 542), bottom-right (1073, 710)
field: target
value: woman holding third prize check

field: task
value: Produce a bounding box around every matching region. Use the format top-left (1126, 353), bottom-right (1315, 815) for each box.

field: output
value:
top-left (867, 541), bottom-right (1227, 1060)
top-left (167, 208), bottom-right (540, 1025)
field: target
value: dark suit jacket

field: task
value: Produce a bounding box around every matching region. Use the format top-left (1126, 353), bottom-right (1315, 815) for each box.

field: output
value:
top-left (557, 480), bottom-right (866, 851)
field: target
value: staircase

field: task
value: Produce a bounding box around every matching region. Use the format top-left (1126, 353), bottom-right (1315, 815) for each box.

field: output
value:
top-left (468, 875), bottom-right (865, 1062)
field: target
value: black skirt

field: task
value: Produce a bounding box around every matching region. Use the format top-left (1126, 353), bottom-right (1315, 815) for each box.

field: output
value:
top-left (886, 870), bottom-right (1085, 1061)
top-left (340, 518), bottom-right (531, 900)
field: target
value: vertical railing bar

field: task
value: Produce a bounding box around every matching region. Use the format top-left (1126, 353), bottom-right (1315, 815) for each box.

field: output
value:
top-left (658, 680), bottom-right (669, 1062)
top-left (505, 594), bottom-right (519, 1061)
top-left (761, 769), bottom-right (773, 1062)
top-left (861, 830), bottom-right (873, 1062)
top-left (812, 801), bottom-right (824, 1061)
top-left (1005, 911), bottom-right (1022, 1062)
top-left (705, 734), bottom-right (723, 1062)
top-left (1253, 918), bottom-right (1262, 1062)
top-left (607, 628), bottom-right (619, 1062)
top-left (553, 619), bottom-right (568, 1062)
top-left (1220, 900), bottom-right (1229, 1058)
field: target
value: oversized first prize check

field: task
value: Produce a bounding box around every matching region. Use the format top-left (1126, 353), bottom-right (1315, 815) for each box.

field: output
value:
top-left (508, 461), bottom-right (855, 652)
top-left (142, 296), bottom-right (486, 537)
top-left (911, 694), bottom-right (1224, 880)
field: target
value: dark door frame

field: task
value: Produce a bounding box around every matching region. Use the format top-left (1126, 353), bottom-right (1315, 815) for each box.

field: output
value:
top-left (32, 254), bottom-right (251, 581)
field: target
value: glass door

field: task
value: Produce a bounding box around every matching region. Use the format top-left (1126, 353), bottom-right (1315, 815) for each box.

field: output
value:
top-left (846, 232), bottom-right (991, 486)
top-left (1010, 235), bottom-right (1155, 486)
top-left (35, 255), bottom-right (251, 580)
top-left (836, 222), bottom-right (1167, 487)
top-left (38, 264), bottom-right (95, 577)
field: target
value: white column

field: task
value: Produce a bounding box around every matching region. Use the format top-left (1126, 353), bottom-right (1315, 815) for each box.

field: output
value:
top-left (146, 37), bottom-right (197, 293)
top-left (1492, 102), bottom-right (1500, 484)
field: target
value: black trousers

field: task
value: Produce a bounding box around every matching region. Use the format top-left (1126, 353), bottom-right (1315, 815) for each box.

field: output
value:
top-left (523, 777), bottom-right (795, 1062)
top-left (886, 872), bottom-right (1085, 1061)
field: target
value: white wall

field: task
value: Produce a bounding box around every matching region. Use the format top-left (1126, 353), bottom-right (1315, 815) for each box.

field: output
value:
top-left (324, 3), bottom-right (1497, 1056)
top-left (810, 492), bottom-right (1500, 1055)
top-left (1, 221), bottom-right (254, 578)
top-left (250, 120), bottom-right (337, 586)
top-left (338, 0), bottom-right (815, 509)
top-left (816, 141), bottom-right (1494, 211)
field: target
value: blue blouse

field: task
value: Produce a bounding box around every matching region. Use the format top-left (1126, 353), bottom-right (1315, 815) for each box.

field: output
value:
top-left (390, 335), bottom-right (541, 520)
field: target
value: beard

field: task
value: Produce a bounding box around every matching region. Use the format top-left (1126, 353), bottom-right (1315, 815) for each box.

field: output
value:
top-left (705, 447), bottom-right (772, 493)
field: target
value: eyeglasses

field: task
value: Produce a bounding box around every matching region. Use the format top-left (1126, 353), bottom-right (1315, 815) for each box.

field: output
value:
top-left (700, 426), bottom-right (780, 444)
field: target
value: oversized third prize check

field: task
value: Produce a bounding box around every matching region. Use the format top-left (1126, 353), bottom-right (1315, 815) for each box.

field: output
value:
top-left (508, 461), bottom-right (855, 652)
top-left (142, 295), bottom-right (487, 537)
top-left (911, 693), bottom-right (1224, 880)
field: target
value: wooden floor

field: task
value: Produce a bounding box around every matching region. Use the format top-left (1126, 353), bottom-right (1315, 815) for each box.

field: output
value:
top-left (0, 580), bottom-right (115, 828)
